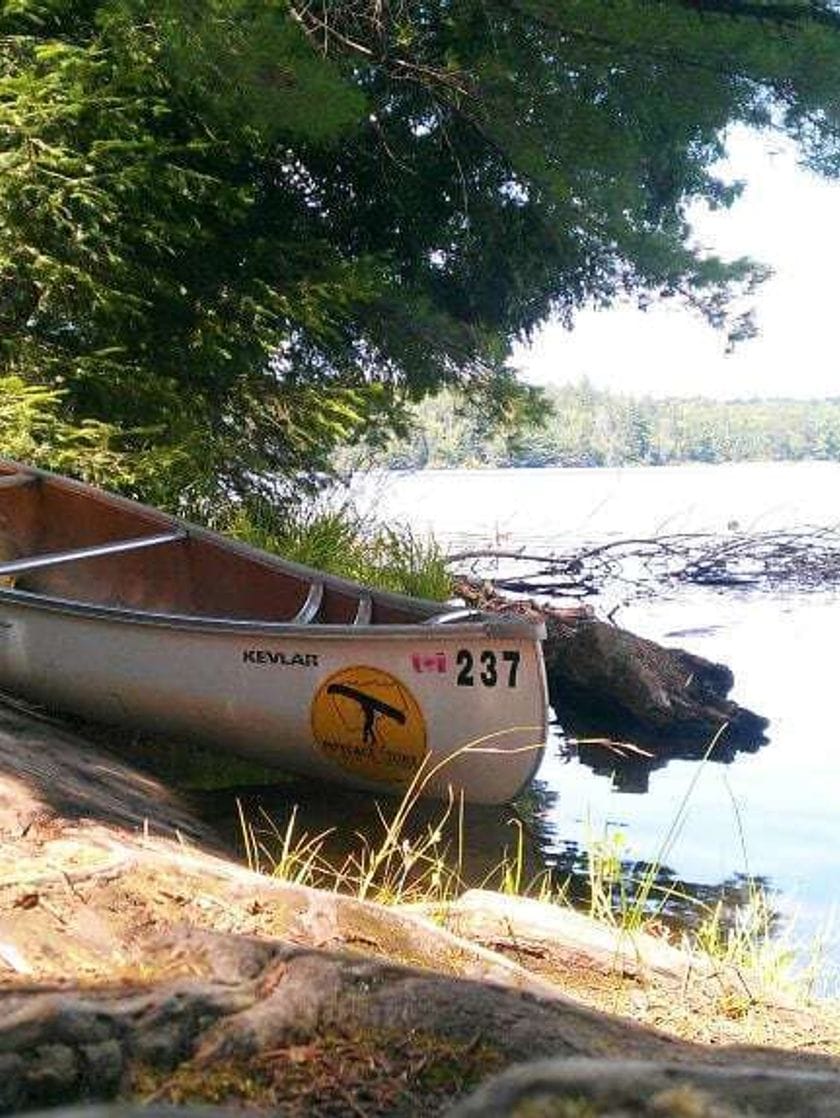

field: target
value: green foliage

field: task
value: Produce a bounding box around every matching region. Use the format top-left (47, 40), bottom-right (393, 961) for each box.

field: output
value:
top-left (364, 381), bottom-right (840, 469)
top-left (4, 1), bottom-right (840, 504)
top-left (120, 0), bottom-right (365, 145)
top-left (226, 495), bottom-right (453, 600)
top-left (0, 375), bottom-right (133, 485)
top-left (0, 0), bottom-right (393, 506)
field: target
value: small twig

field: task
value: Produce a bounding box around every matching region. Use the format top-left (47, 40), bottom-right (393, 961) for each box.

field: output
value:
top-left (570, 738), bottom-right (656, 759)
top-left (446, 547), bottom-right (563, 564)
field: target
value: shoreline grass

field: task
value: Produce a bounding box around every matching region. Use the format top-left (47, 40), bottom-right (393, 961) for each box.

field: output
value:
top-left (237, 741), bottom-right (839, 1018)
top-left (238, 791), bottom-right (840, 1060)
top-left (226, 495), bottom-right (453, 601)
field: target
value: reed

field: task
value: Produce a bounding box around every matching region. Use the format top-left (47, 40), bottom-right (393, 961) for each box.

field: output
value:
top-left (238, 800), bottom-right (337, 888)
top-left (569, 733), bottom-right (840, 1003)
top-left (241, 726), bottom-right (836, 1006)
top-left (227, 495), bottom-right (453, 601)
top-left (240, 727), bottom-right (544, 906)
top-left (582, 727), bottom-right (727, 938)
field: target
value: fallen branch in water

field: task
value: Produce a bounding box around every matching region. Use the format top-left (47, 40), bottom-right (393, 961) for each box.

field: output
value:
top-left (447, 524), bottom-right (840, 601)
top-left (568, 738), bottom-right (656, 760)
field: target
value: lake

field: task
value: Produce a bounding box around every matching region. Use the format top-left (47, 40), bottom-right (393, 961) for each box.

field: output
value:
top-left (354, 461), bottom-right (840, 986)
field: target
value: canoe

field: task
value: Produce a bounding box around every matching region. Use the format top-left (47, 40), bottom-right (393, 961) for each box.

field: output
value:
top-left (0, 460), bottom-right (548, 803)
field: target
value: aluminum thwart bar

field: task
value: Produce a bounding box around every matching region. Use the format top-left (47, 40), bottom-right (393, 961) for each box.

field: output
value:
top-left (291, 580), bottom-right (323, 623)
top-left (352, 594), bottom-right (372, 626)
top-left (425, 608), bottom-right (484, 625)
top-left (0, 474), bottom-right (37, 490)
top-left (0, 530), bottom-right (187, 577)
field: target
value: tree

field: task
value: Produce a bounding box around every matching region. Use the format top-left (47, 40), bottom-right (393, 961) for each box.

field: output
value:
top-left (3, 1), bottom-right (840, 510)
top-left (0, 375), bottom-right (132, 483)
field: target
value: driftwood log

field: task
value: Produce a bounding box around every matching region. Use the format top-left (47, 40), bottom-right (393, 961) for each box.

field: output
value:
top-left (542, 610), bottom-right (768, 747)
top-left (456, 581), bottom-right (769, 756)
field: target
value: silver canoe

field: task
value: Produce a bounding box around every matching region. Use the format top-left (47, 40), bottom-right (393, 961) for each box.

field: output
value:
top-left (0, 460), bottom-right (548, 803)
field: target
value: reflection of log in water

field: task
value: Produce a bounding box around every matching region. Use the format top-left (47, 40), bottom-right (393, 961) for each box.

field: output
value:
top-left (551, 836), bottom-right (781, 944)
top-left (564, 717), bottom-right (766, 793)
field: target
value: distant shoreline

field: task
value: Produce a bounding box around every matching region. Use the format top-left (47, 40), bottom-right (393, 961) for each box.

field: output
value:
top-left (339, 385), bottom-right (840, 472)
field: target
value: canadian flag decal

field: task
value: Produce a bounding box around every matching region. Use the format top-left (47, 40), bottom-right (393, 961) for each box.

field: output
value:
top-left (411, 651), bottom-right (448, 674)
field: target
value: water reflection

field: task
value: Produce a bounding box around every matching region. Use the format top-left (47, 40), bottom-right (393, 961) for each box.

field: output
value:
top-left (191, 777), bottom-right (552, 894)
top-left (547, 833), bottom-right (782, 941)
top-left (557, 716), bottom-right (768, 793)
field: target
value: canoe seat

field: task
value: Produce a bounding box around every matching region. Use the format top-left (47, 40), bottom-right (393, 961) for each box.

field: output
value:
top-left (292, 580), bottom-right (323, 623)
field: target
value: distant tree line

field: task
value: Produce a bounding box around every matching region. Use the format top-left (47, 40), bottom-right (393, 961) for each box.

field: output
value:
top-left (341, 382), bottom-right (840, 470)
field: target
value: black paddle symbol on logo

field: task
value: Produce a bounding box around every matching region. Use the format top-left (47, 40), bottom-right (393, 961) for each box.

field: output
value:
top-left (326, 682), bottom-right (407, 746)
top-left (311, 665), bottom-right (427, 783)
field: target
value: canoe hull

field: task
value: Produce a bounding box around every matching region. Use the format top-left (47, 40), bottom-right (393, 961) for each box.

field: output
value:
top-left (0, 457), bottom-right (548, 803)
top-left (0, 594), bottom-right (547, 804)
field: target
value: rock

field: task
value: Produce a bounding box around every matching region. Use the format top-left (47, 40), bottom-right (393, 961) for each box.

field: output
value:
top-left (25, 1109), bottom-right (244, 1118)
top-left (431, 889), bottom-right (706, 983)
top-left (25, 1110), bottom-right (242, 1118)
top-left (0, 697), bottom-right (836, 1118)
top-left (0, 701), bottom-right (217, 842)
top-left (445, 1056), bottom-right (840, 1117)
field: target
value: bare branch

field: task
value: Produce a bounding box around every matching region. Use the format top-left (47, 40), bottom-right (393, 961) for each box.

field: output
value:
top-left (448, 526), bottom-right (840, 602)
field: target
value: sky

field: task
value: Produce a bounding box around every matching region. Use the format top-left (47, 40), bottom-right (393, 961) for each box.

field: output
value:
top-left (513, 127), bottom-right (840, 401)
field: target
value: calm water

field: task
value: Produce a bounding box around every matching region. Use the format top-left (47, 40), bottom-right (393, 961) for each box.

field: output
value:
top-left (355, 462), bottom-right (840, 981)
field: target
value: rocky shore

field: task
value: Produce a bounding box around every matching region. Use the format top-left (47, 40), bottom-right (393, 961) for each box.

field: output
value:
top-left (0, 697), bottom-right (838, 1117)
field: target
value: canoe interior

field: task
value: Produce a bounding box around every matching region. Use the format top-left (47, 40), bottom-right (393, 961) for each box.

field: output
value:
top-left (0, 464), bottom-right (426, 625)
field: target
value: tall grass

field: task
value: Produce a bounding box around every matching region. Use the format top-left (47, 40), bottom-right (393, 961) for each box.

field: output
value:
top-left (239, 730), bottom-right (545, 906)
top-left (226, 493), bottom-right (452, 601)
top-left (240, 726), bottom-right (835, 1002)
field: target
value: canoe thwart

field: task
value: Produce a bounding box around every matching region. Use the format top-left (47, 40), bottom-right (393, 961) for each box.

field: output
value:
top-left (0, 529), bottom-right (188, 578)
top-left (0, 473), bottom-right (38, 490)
top-left (292, 580), bottom-right (324, 623)
top-left (353, 594), bottom-right (373, 626)
top-left (424, 608), bottom-right (485, 625)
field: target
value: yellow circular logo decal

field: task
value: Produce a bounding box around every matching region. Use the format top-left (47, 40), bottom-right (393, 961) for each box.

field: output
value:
top-left (310, 665), bottom-right (428, 785)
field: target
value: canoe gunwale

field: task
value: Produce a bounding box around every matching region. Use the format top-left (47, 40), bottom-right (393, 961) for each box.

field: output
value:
top-left (0, 586), bottom-right (547, 641)
top-left (0, 473), bottom-right (38, 490)
top-left (1, 458), bottom-right (460, 624)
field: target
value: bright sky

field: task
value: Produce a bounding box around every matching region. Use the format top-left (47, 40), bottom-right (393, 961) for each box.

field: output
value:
top-left (514, 127), bottom-right (840, 401)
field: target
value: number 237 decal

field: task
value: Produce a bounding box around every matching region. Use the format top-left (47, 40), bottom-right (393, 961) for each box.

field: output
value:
top-left (456, 649), bottom-right (521, 688)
